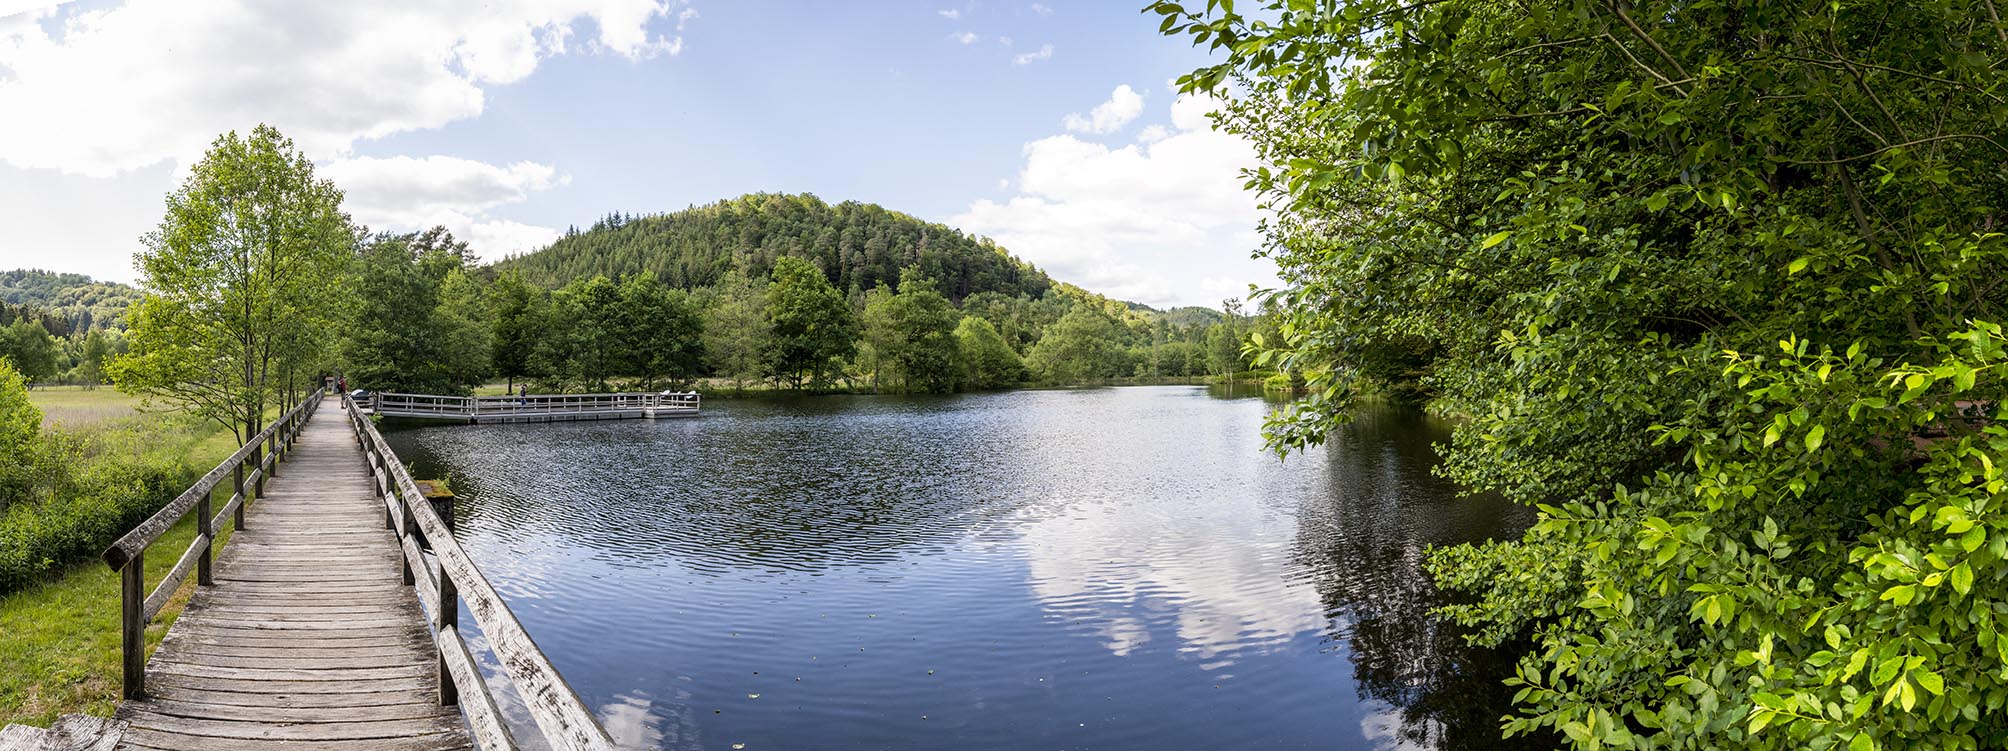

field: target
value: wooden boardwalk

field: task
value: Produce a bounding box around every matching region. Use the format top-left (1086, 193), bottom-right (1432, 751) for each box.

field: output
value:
top-left (113, 402), bottom-right (472, 750)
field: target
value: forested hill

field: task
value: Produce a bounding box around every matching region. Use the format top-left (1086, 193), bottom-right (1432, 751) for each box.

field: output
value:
top-left (494, 193), bottom-right (1056, 302)
top-left (0, 269), bottom-right (138, 334)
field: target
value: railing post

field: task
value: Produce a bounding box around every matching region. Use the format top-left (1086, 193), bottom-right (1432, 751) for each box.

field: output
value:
top-left (120, 553), bottom-right (145, 700)
top-left (196, 482), bottom-right (213, 587)
top-left (232, 455), bottom-right (246, 531)
top-left (399, 499), bottom-right (415, 587)
top-left (438, 570), bottom-right (460, 706)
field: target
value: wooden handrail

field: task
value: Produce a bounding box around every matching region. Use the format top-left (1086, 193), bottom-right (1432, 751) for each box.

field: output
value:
top-left (102, 386), bottom-right (325, 700)
top-left (343, 393), bottom-right (616, 751)
top-left (372, 390), bottom-right (700, 421)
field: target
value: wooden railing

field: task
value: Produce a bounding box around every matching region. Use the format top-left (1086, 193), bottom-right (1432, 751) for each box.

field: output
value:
top-left (372, 391), bottom-right (700, 421)
top-left (101, 387), bottom-right (325, 700)
top-left (343, 393), bottom-right (616, 751)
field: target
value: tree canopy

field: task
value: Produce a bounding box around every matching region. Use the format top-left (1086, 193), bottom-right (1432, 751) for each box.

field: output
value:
top-left (1154, 0), bottom-right (2008, 748)
top-left (110, 125), bottom-right (351, 440)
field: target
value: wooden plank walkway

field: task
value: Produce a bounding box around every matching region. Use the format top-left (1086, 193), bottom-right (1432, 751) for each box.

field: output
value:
top-left (114, 398), bottom-right (472, 750)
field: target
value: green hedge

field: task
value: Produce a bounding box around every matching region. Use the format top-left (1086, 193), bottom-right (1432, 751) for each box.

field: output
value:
top-left (0, 431), bottom-right (195, 594)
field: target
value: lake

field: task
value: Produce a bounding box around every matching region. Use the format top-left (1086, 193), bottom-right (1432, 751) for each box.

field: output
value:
top-left (382, 385), bottom-right (1535, 750)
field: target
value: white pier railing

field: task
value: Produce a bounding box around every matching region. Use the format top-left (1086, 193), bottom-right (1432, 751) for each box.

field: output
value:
top-left (369, 391), bottom-right (700, 423)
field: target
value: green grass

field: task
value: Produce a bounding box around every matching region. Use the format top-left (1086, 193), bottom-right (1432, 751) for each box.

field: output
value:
top-left (0, 395), bottom-right (250, 727)
top-left (26, 386), bottom-right (146, 429)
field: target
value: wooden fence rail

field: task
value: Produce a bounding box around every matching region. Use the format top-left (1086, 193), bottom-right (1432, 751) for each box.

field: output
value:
top-left (371, 391), bottom-right (700, 422)
top-left (343, 393), bottom-right (617, 751)
top-left (100, 387), bottom-right (325, 701)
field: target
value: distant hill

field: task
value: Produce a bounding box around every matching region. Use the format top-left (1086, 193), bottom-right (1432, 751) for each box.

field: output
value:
top-left (0, 269), bottom-right (139, 333)
top-left (493, 193), bottom-right (1057, 302)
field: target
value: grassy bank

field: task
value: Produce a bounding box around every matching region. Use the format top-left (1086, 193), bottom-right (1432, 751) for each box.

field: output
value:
top-left (0, 389), bottom-right (243, 727)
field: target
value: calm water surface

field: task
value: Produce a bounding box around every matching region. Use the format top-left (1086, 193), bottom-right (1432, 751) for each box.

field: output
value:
top-left (383, 385), bottom-right (1534, 750)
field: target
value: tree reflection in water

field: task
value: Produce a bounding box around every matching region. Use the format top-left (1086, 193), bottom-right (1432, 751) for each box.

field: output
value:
top-left (1291, 404), bottom-right (1548, 750)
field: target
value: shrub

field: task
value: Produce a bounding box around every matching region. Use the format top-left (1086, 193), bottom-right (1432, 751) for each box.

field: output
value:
top-left (0, 423), bottom-right (195, 594)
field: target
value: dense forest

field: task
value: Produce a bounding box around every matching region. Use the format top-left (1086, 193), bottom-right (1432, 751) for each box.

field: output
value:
top-left (497, 193), bottom-right (1054, 301)
top-left (0, 271), bottom-right (130, 386)
top-left (347, 207), bottom-right (1270, 395)
top-left (0, 270), bottom-right (139, 335)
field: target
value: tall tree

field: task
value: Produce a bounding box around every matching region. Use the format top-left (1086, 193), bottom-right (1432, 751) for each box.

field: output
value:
top-left (868, 267), bottom-right (962, 393)
top-left (110, 125), bottom-right (352, 442)
top-left (701, 269), bottom-right (770, 390)
top-left (764, 256), bottom-right (854, 388)
top-left (341, 234), bottom-right (446, 393)
top-left (617, 272), bottom-right (704, 389)
top-left (1155, 0), bottom-right (2008, 748)
top-left (955, 316), bottom-right (1024, 390)
top-left (488, 270), bottom-right (540, 392)
top-left (565, 276), bottom-right (624, 391)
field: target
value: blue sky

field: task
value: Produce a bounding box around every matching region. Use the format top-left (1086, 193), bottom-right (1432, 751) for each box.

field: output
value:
top-left (0, 1), bottom-right (1274, 308)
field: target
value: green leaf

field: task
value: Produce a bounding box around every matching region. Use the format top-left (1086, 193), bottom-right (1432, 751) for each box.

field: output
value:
top-left (1788, 256), bottom-right (1810, 274)
top-left (1480, 231), bottom-right (1512, 249)
top-left (1805, 424), bottom-right (1825, 453)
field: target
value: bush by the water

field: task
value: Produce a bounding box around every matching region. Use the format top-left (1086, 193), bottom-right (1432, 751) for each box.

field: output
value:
top-left (0, 361), bottom-right (197, 593)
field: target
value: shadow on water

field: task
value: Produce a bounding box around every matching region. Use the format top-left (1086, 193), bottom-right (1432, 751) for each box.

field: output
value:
top-left (384, 386), bottom-right (1540, 750)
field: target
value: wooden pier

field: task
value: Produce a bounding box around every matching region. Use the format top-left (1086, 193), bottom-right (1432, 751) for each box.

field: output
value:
top-left (50, 390), bottom-right (619, 751)
top-left (368, 391), bottom-right (700, 424)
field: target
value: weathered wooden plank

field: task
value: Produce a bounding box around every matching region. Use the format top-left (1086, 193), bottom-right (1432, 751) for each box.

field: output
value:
top-left (120, 726), bottom-right (467, 751)
top-left (162, 643), bottom-right (427, 662)
top-left (146, 662), bottom-right (432, 683)
top-left (439, 624), bottom-right (515, 751)
top-left (139, 689), bottom-right (438, 710)
top-left (143, 534), bottom-right (210, 622)
top-left (0, 724), bottom-right (45, 751)
top-left (144, 672), bottom-right (429, 697)
top-left (132, 699), bottom-right (457, 724)
top-left (169, 616), bottom-right (419, 632)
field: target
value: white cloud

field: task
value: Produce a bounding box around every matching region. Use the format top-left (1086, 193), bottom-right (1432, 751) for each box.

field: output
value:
top-left (1137, 124), bottom-right (1170, 143)
top-left (1012, 42), bottom-right (1052, 65)
top-left (949, 31), bottom-right (978, 45)
top-left (998, 35), bottom-right (1013, 46)
top-left (0, 0), bottom-right (694, 177)
top-left (321, 155), bottom-right (569, 261)
top-left (952, 92), bottom-right (1273, 308)
top-left (1030, 3), bottom-right (1053, 16)
top-left (937, 8), bottom-right (959, 19)
top-left (1061, 84), bottom-right (1144, 135)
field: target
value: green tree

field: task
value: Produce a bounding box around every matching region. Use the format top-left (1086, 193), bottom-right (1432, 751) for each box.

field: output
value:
top-left (73, 329), bottom-right (116, 386)
top-left (617, 272), bottom-right (704, 388)
top-left (564, 276), bottom-right (624, 391)
top-left (701, 269), bottom-right (770, 390)
top-left (110, 125), bottom-right (351, 442)
top-left (1, 320), bottom-right (57, 383)
top-left (488, 270), bottom-right (540, 392)
top-left (1154, 1), bottom-right (2008, 748)
top-left (955, 316), bottom-right (1023, 390)
top-left (765, 256), bottom-right (854, 388)
top-left (434, 268), bottom-right (493, 390)
top-left (341, 234), bottom-right (449, 393)
top-left (887, 268), bottom-right (962, 392)
top-left (1024, 305), bottom-right (1130, 384)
